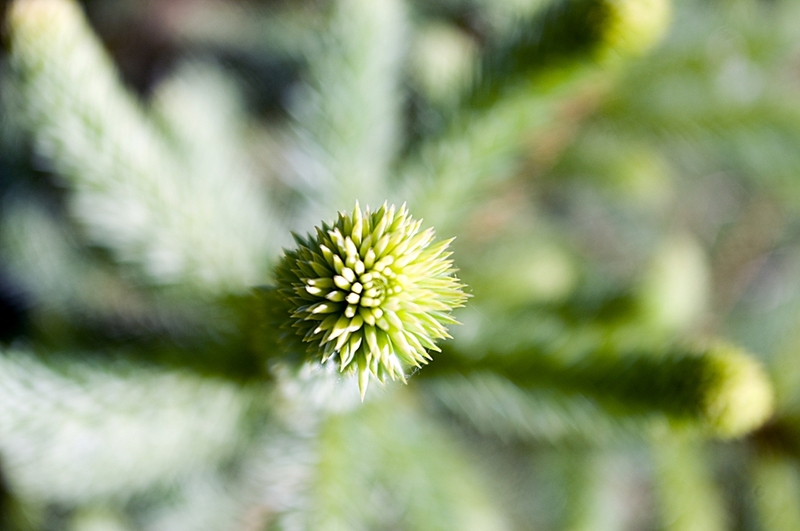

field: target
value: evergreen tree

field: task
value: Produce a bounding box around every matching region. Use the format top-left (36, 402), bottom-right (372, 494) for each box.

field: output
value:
top-left (0, 0), bottom-right (798, 529)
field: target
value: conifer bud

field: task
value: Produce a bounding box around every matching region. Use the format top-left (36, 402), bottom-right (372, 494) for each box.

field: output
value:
top-left (275, 203), bottom-right (468, 398)
top-left (701, 344), bottom-right (774, 439)
top-left (601, 0), bottom-right (672, 59)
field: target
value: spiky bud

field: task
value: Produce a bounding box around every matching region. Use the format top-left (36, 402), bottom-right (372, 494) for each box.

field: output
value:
top-left (275, 202), bottom-right (468, 398)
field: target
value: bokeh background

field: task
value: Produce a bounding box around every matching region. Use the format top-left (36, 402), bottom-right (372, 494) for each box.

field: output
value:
top-left (2, 0), bottom-right (800, 529)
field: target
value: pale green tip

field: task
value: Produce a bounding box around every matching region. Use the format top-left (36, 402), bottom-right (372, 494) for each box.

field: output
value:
top-left (9, 0), bottom-right (78, 35)
top-left (701, 344), bottom-right (774, 439)
top-left (602, 0), bottom-right (672, 60)
top-left (275, 202), bottom-right (468, 398)
top-left (358, 367), bottom-right (369, 401)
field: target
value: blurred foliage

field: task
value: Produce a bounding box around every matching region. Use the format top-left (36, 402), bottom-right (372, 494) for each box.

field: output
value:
top-left (1, 0), bottom-right (800, 529)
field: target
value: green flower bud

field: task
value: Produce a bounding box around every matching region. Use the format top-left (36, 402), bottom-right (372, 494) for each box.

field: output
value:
top-left (275, 202), bottom-right (468, 398)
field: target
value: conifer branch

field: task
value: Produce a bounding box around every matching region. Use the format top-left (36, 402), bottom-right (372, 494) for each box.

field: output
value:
top-left (401, 0), bottom-right (670, 232)
top-left (7, 0), bottom-right (275, 293)
top-left (0, 349), bottom-right (250, 503)
top-left (424, 372), bottom-right (655, 443)
top-left (422, 343), bottom-right (774, 438)
top-left (288, 0), bottom-right (408, 213)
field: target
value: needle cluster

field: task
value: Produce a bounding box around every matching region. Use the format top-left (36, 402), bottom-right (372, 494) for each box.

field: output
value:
top-left (275, 202), bottom-right (467, 397)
